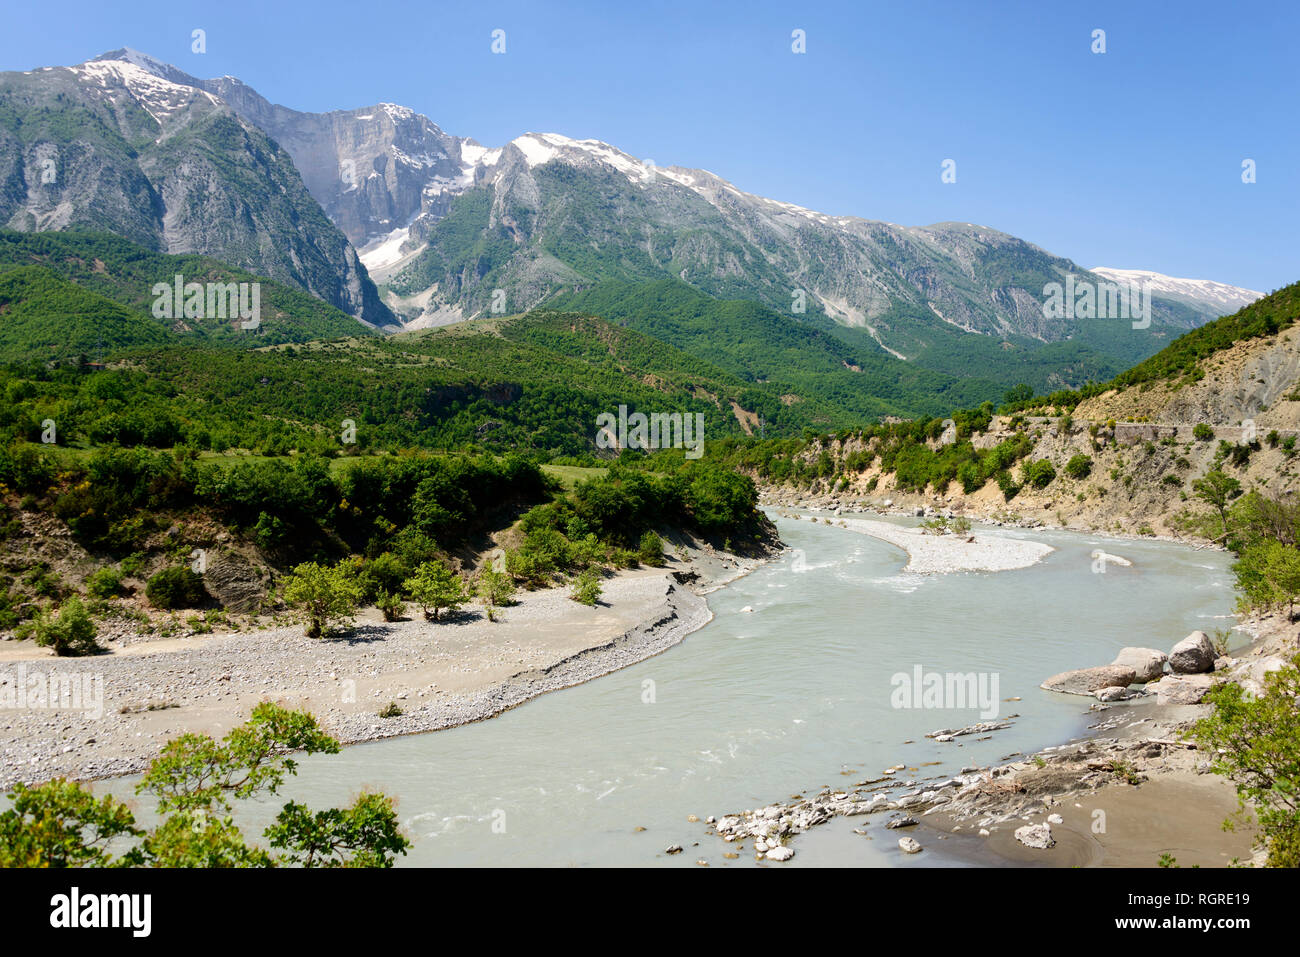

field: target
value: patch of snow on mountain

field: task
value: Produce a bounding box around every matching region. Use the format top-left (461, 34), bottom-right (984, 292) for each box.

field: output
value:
top-left (359, 226), bottom-right (413, 270)
top-left (459, 142), bottom-right (501, 167)
top-left (1090, 267), bottom-right (1263, 313)
top-left (72, 59), bottom-right (217, 123)
top-left (510, 134), bottom-right (560, 167)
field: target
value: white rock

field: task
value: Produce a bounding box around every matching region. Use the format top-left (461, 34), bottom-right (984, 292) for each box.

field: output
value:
top-left (765, 845), bottom-right (794, 861)
top-left (898, 837), bottom-right (923, 854)
top-left (1014, 823), bottom-right (1055, 849)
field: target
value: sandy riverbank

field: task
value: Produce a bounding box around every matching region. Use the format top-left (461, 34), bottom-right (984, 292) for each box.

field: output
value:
top-left (0, 552), bottom-right (766, 789)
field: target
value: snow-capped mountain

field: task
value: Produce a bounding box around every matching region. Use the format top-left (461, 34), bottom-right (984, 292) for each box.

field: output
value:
top-left (0, 49), bottom-right (394, 326)
top-left (2, 48), bottom-right (1249, 355)
top-left (1089, 267), bottom-right (1263, 318)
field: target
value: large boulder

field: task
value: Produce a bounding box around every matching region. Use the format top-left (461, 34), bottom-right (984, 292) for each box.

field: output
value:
top-left (1112, 647), bottom-right (1168, 683)
top-left (1015, 824), bottom-right (1055, 849)
top-left (1154, 674), bottom-right (1215, 705)
top-left (1041, 665), bottom-right (1138, 696)
top-left (1169, 631), bottom-right (1217, 674)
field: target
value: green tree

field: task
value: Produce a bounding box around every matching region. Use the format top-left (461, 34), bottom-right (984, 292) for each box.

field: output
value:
top-left (1234, 541), bottom-right (1300, 619)
top-left (404, 560), bottom-right (468, 621)
top-left (1064, 453), bottom-right (1093, 480)
top-left (145, 565), bottom-right (208, 610)
top-left (476, 565), bottom-right (516, 621)
top-left (637, 530), bottom-right (666, 567)
top-left (282, 562), bottom-right (363, 638)
top-left (0, 704), bottom-right (410, 868)
top-left (32, 596), bottom-right (100, 657)
top-left (570, 566), bottom-right (603, 606)
top-left (1193, 469), bottom-right (1243, 533)
top-left (1193, 658), bottom-right (1300, 867)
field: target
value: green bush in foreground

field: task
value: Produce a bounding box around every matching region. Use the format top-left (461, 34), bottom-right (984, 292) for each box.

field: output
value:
top-left (1021, 458), bottom-right (1057, 490)
top-left (0, 704), bottom-right (409, 867)
top-left (476, 565), bottom-right (516, 621)
top-left (637, 531), bottom-right (666, 567)
top-left (1193, 657), bottom-right (1300, 867)
top-left (1064, 454), bottom-right (1093, 480)
top-left (85, 567), bottom-right (124, 600)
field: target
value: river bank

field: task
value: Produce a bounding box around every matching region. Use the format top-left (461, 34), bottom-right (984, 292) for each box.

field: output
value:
top-left (0, 547), bottom-right (766, 790)
top-left (701, 507), bottom-right (1290, 867)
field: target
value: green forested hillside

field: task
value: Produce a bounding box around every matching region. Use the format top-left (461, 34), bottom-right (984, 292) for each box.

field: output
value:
top-left (543, 279), bottom-right (1000, 418)
top-left (0, 265), bottom-right (174, 362)
top-left (0, 230), bottom-right (368, 350)
top-left (1, 310), bottom-right (850, 457)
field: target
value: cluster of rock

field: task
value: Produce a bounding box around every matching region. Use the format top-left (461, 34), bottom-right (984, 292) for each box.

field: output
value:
top-left (1041, 631), bottom-right (1221, 705)
top-left (1042, 629), bottom-right (1291, 708)
top-left (707, 758), bottom-right (1000, 861)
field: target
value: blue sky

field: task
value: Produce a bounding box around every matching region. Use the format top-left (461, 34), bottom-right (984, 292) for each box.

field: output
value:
top-left (2, 0), bottom-right (1295, 291)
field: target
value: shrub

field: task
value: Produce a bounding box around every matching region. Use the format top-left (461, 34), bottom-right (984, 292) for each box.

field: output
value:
top-left (1194, 423), bottom-right (1215, 441)
top-left (1021, 459), bottom-right (1057, 489)
top-left (636, 531), bottom-right (665, 567)
top-left (359, 552), bottom-right (408, 603)
top-left (32, 596), bottom-right (100, 657)
top-left (145, 566), bottom-right (208, 610)
top-left (1064, 454), bottom-right (1093, 480)
top-left (570, 567), bottom-right (603, 606)
top-left (376, 590), bottom-right (406, 622)
top-left (85, 567), bottom-right (124, 600)
top-left (282, 562), bottom-right (363, 638)
top-left (404, 560), bottom-right (468, 622)
top-left (996, 470), bottom-right (1020, 501)
top-left (1193, 658), bottom-right (1300, 867)
top-left (476, 566), bottom-right (516, 618)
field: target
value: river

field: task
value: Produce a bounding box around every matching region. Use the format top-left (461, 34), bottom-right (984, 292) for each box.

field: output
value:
top-left (106, 513), bottom-right (1240, 866)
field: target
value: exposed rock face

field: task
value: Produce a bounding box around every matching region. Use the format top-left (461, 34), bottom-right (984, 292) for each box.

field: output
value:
top-left (1112, 647), bottom-right (1169, 683)
top-left (1169, 631), bottom-right (1217, 674)
top-left (198, 79), bottom-right (469, 254)
top-left (201, 549), bottom-right (267, 614)
top-left (1041, 665), bottom-right (1137, 696)
top-left (1153, 674), bottom-right (1215, 705)
top-left (0, 50), bottom-right (394, 328)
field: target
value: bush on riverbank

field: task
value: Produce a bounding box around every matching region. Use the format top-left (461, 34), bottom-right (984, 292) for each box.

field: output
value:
top-left (1193, 657), bottom-right (1300, 867)
top-left (0, 704), bottom-right (410, 867)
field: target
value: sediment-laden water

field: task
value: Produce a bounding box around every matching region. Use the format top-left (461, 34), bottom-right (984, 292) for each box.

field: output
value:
top-left (104, 514), bottom-right (1238, 866)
